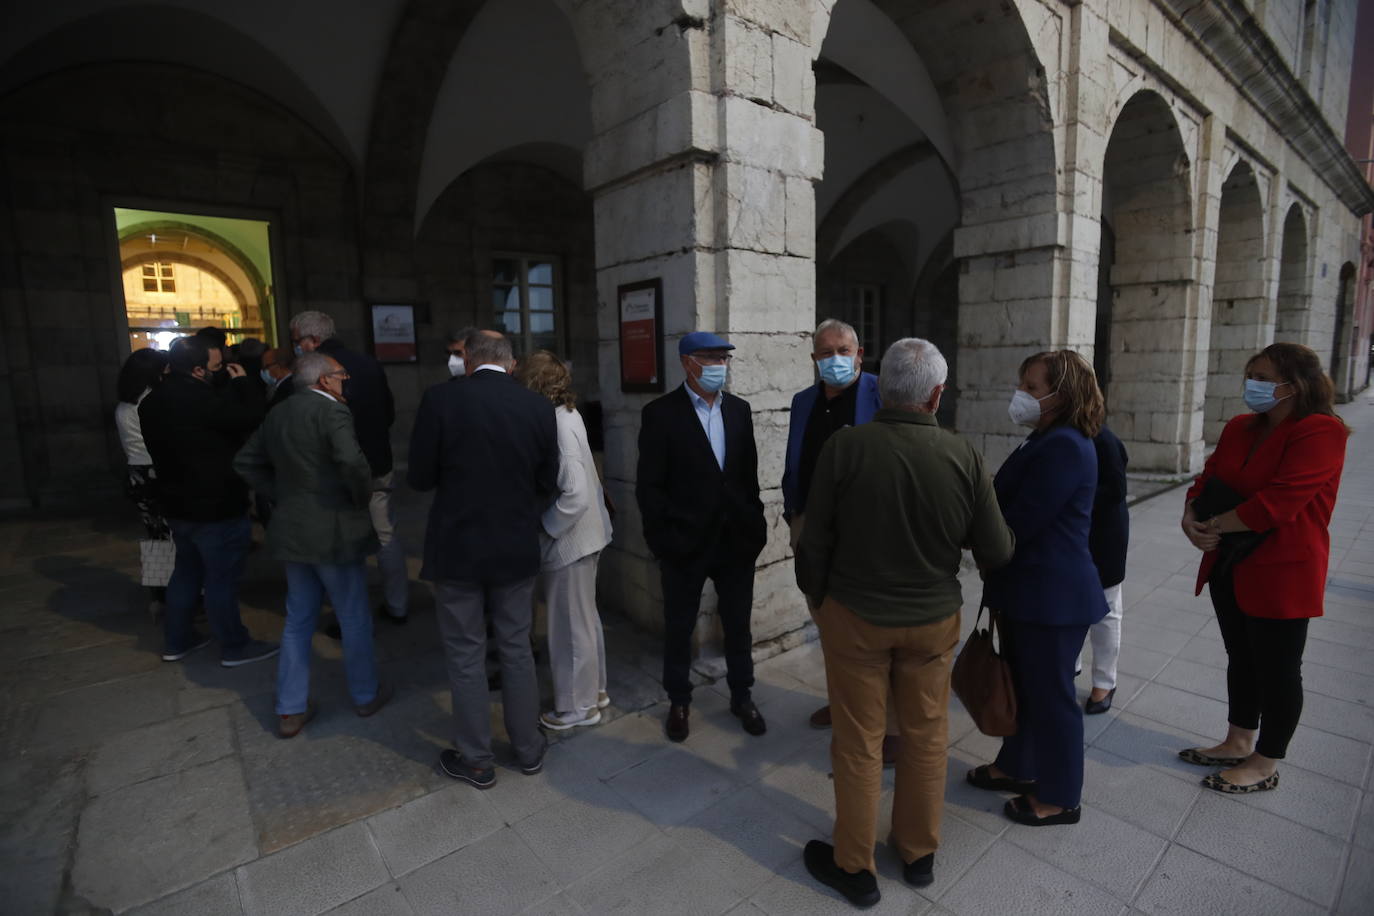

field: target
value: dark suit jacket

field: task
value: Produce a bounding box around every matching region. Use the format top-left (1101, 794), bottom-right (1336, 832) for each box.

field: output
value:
top-left (139, 372), bottom-right (265, 521)
top-left (781, 372), bottom-right (882, 519)
top-left (984, 424), bottom-right (1108, 627)
top-left (636, 385), bottom-right (767, 565)
top-left (233, 391), bottom-right (377, 565)
top-left (407, 368), bottom-right (559, 585)
top-left (267, 375), bottom-right (295, 410)
top-left (318, 338), bottom-right (394, 477)
top-left (1089, 426), bottom-right (1130, 588)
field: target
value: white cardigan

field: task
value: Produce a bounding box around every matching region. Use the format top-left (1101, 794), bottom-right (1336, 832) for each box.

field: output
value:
top-left (540, 406), bottom-right (613, 570)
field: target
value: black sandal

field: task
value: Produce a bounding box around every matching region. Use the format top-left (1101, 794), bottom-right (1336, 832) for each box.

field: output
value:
top-left (1004, 794), bottom-right (1081, 826)
top-left (966, 764), bottom-right (1036, 794)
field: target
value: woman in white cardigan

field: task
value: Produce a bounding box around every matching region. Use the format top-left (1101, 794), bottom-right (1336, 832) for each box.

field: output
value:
top-left (519, 351), bottom-right (615, 729)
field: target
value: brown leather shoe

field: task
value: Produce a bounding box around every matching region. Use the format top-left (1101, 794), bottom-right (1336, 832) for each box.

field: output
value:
top-left (665, 704), bottom-right (690, 742)
top-left (355, 682), bottom-right (394, 718)
top-left (278, 701), bottom-right (318, 739)
top-left (882, 734), bottom-right (900, 768)
top-left (809, 704), bottom-right (832, 729)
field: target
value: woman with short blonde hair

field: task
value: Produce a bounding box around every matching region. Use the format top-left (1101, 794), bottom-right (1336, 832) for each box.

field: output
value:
top-left (518, 350), bottom-right (614, 728)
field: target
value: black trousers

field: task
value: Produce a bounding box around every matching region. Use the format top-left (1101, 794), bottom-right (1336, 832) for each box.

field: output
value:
top-left (660, 539), bottom-right (755, 707)
top-left (1209, 568), bottom-right (1309, 759)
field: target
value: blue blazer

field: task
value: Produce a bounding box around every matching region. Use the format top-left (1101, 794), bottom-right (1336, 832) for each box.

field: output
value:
top-left (782, 373), bottom-right (882, 518)
top-left (984, 425), bottom-right (1109, 627)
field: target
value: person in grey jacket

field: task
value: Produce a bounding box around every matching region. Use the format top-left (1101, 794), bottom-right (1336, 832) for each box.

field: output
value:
top-left (234, 352), bottom-right (391, 738)
top-left (519, 351), bottom-right (614, 729)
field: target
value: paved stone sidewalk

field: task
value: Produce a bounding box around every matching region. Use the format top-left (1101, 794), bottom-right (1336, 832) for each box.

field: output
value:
top-left (4, 400), bottom-right (1374, 915)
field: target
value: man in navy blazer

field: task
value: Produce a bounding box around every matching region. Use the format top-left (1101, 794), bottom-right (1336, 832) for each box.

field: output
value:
top-left (782, 319), bottom-right (883, 731)
top-left (637, 331), bottom-right (768, 742)
top-left (408, 330), bottom-right (559, 788)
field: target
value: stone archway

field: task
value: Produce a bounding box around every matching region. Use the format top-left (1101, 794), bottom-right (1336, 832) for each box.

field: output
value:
top-left (1276, 204), bottom-right (1310, 342)
top-left (1204, 161), bottom-right (1267, 443)
top-left (1332, 261), bottom-right (1357, 397)
top-left (1099, 90), bottom-right (1194, 471)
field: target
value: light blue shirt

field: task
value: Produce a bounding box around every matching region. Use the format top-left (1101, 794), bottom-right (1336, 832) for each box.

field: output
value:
top-left (685, 383), bottom-right (726, 470)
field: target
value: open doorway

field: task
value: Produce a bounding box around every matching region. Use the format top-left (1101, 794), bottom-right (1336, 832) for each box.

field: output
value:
top-left (113, 207), bottom-right (277, 352)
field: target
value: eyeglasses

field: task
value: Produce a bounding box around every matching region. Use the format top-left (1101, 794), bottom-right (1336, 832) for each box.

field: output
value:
top-left (324, 370), bottom-right (349, 380)
top-left (691, 354), bottom-right (734, 366)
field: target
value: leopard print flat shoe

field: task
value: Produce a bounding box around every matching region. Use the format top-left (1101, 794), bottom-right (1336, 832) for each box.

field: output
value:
top-left (1200, 771), bottom-right (1279, 794)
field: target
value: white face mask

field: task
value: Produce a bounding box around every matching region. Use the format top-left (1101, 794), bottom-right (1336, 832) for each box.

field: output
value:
top-left (1008, 388), bottom-right (1055, 427)
top-left (448, 354), bottom-right (465, 378)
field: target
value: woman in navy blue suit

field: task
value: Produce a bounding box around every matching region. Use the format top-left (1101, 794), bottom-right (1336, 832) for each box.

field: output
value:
top-left (968, 350), bottom-right (1109, 826)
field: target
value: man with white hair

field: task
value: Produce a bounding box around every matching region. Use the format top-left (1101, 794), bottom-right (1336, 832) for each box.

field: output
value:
top-left (782, 318), bottom-right (887, 738)
top-left (291, 310), bottom-right (411, 630)
top-left (795, 337), bottom-right (1014, 907)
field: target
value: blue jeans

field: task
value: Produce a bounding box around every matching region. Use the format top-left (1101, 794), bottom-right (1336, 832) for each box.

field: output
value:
top-left (165, 516), bottom-right (252, 655)
top-left (276, 561), bottom-right (379, 715)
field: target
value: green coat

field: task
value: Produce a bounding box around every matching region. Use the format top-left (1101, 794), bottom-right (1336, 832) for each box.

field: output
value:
top-left (233, 390), bottom-right (378, 565)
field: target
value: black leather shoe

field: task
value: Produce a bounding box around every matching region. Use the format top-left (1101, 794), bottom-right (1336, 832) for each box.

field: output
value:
top-left (731, 700), bottom-right (767, 736)
top-left (803, 840), bottom-right (880, 908)
top-left (1004, 795), bottom-right (1081, 826)
top-left (665, 704), bottom-right (690, 742)
top-left (903, 852), bottom-right (934, 888)
top-left (1084, 687), bottom-right (1116, 715)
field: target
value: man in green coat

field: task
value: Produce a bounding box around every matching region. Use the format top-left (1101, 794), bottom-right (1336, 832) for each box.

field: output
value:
top-left (234, 352), bottom-right (392, 738)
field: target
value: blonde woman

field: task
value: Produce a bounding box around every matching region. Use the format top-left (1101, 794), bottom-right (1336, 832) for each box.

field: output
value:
top-left (519, 351), bottom-right (614, 728)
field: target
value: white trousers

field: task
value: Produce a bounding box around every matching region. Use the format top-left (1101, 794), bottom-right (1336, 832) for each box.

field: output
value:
top-left (369, 472), bottom-right (409, 617)
top-left (1078, 583), bottom-right (1124, 690)
top-left (540, 551), bottom-right (607, 716)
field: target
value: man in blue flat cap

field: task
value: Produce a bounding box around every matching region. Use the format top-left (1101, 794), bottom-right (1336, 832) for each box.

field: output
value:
top-left (636, 331), bottom-right (769, 742)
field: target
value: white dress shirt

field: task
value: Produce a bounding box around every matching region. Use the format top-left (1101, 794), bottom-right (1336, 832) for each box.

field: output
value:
top-left (685, 383), bottom-right (726, 470)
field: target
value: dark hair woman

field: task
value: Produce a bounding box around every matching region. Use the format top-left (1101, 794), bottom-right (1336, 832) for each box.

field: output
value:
top-left (517, 350), bottom-right (614, 729)
top-left (114, 347), bottom-right (172, 619)
top-left (967, 349), bottom-right (1109, 826)
top-left (1177, 342), bottom-right (1349, 793)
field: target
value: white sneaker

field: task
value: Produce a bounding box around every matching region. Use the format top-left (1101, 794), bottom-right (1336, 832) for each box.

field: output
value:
top-left (540, 709), bottom-right (602, 730)
top-left (597, 691), bottom-right (611, 709)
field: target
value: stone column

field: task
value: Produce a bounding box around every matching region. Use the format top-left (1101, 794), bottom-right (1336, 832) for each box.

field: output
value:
top-left (578, 1), bottom-right (822, 664)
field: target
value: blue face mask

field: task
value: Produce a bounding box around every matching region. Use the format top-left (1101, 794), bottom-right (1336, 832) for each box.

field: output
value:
top-left (1243, 378), bottom-right (1289, 413)
top-left (293, 344), bottom-right (304, 357)
top-left (696, 363), bottom-right (727, 393)
top-left (816, 354), bottom-right (856, 388)
top-left (260, 368), bottom-right (275, 387)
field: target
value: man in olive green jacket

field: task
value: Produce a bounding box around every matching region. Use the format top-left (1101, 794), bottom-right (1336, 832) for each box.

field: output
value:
top-left (796, 337), bottom-right (1014, 907)
top-left (234, 352), bottom-right (390, 738)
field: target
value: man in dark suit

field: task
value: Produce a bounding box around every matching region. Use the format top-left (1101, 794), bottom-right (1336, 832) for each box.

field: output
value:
top-left (291, 310), bottom-right (410, 626)
top-left (139, 335), bottom-right (277, 668)
top-left (636, 331), bottom-right (769, 742)
top-left (261, 347), bottom-right (295, 410)
top-left (408, 330), bottom-right (559, 788)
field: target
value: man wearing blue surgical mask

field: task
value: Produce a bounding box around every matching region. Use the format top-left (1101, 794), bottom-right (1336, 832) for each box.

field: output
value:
top-left (637, 331), bottom-right (769, 743)
top-left (782, 319), bottom-right (886, 736)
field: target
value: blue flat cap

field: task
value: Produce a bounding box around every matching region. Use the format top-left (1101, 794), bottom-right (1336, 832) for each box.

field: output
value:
top-left (678, 331), bottom-right (735, 356)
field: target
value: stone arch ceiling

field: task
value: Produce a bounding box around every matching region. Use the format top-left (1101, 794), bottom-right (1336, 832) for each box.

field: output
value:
top-left (0, 0), bottom-right (409, 171)
top-left (819, 0), bottom-right (954, 171)
top-left (413, 0), bottom-right (591, 234)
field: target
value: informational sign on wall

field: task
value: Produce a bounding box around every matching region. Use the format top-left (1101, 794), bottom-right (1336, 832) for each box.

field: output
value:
top-left (619, 279), bottom-right (664, 393)
top-left (370, 304), bottom-right (418, 362)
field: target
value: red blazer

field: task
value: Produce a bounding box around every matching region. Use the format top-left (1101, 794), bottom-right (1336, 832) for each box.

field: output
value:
top-left (1187, 412), bottom-right (1347, 619)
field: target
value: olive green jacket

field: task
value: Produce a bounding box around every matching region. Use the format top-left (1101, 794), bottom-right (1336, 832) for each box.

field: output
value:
top-left (233, 390), bottom-right (378, 565)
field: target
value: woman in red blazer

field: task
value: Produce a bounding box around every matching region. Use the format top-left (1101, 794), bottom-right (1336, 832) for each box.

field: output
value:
top-left (1179, 342), bottom-right (1348, 794)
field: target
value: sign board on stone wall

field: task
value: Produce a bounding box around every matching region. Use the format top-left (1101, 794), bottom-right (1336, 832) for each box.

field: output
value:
top-left (369, 303), bottom-right (418, 362)
top-left (619, 279), bottom-right (664, 393)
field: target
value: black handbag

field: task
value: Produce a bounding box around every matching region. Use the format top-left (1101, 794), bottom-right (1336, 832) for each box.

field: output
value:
top-left (1191, 478), bottom-right (1270, 578)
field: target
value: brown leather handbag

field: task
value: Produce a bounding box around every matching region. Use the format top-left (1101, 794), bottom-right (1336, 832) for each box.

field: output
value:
top-left (951, 605), bottom-right (1018, 736)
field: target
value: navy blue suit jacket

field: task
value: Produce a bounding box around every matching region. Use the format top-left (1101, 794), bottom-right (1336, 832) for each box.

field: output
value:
top-left (984, 425), bottom-right (1109, 626)
top-left (781, 372), bottom-right (882, 519)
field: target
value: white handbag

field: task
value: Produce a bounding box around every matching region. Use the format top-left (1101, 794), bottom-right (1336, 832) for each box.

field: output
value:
top-left (138, 538), bottom-right (176, 587)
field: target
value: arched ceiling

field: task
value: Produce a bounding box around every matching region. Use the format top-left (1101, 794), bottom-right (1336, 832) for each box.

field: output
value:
top-left (0, 0), bottom-right (409, 170)
top-left (413, 0), bottom-right (591, 233)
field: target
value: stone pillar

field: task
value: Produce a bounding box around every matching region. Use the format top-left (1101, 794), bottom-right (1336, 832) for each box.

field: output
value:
top-left (578, 1), bottom-right (822, 662)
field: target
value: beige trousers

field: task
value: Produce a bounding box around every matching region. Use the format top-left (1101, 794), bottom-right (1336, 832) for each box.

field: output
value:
top-left (815, 597), bottom-right (959, 874)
